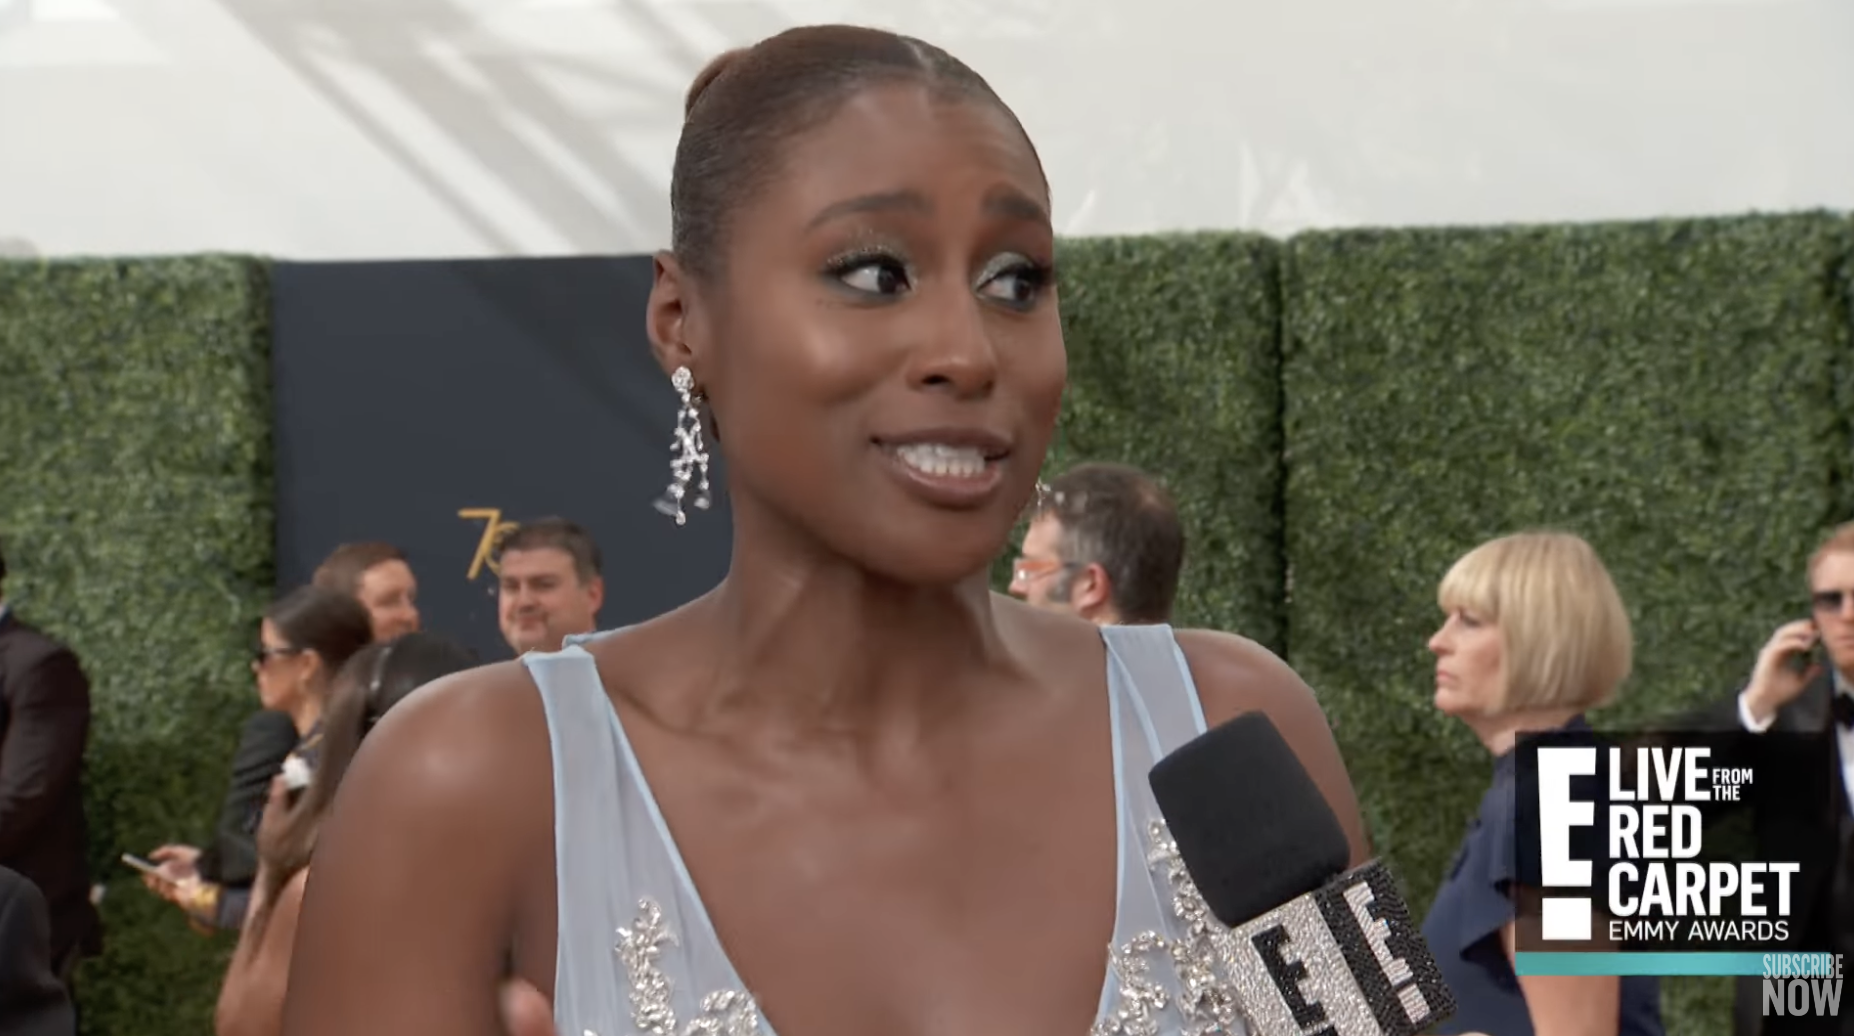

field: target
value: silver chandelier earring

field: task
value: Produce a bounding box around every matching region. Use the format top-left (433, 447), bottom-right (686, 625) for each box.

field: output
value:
top-left (653, 365), bottom-right (712, 525)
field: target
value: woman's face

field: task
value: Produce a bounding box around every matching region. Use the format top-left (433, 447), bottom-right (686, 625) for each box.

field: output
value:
top-left (1428, 608), bottom-right (1506, 718)
top-left (254, 618), bottom-right (318, 713)
top-left (651, 82), bottom-right (1066, 586)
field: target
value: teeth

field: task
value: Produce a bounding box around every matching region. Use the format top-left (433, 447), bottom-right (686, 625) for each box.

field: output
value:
top-left (894, 443), bottom-right (988, 478)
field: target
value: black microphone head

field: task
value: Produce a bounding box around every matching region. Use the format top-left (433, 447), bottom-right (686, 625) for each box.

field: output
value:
top-left (1148, 711), bottom-right (1352, 927)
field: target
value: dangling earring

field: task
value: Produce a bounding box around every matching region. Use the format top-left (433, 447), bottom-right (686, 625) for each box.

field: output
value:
top-left (654, 365), bottom-right (712, 526)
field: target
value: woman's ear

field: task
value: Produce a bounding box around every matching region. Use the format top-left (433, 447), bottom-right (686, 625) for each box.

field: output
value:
top-left (647, 250), bottom-right (699, 378)
top-left (648, 250), bottom-right (720, 444)
top-left (299, 651), bottom-right (325, 689)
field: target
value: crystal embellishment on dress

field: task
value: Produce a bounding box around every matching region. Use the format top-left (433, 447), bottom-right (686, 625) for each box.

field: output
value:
top-left (1096, 931), bottom-right (1172, 1036)
top-left (1092, 821), bottom-right (1252, 1036)
top-left (614, 897), bottom-right (764, 1036)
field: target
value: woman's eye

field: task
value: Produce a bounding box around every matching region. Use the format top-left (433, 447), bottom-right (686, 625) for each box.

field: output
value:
top-left (836, 258), bottom-right (911, 296)
top-left (979, 265), bottom-right (1049, 306)
top-left (975, 253), bottom-right (1053, 309)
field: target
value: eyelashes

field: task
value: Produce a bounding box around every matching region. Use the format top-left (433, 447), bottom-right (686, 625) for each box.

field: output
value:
top-left (979, 255), bottom-right (1056, 307)
top-left (822, 246), bottom-right (1056, 309)
top-left (824, 247), bottom-right (910, 297)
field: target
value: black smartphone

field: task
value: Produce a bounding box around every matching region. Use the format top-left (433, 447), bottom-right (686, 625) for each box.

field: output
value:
top-left (1784, 628), bottom-right (1825, 674)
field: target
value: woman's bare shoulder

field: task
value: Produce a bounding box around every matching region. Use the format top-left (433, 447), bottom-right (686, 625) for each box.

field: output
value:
top-left (1169, 628), bottom-right (1310, 727)
top-left (328, 658), bottom-right (555, 848)
top-left (1171, 628), bottom-right (1372, 864)
top-left (283, 660), bottom-right (559, 1036)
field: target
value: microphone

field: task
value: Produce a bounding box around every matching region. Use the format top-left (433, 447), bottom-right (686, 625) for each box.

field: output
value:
top-left (1148, 712), bottom-right (1456, 1036)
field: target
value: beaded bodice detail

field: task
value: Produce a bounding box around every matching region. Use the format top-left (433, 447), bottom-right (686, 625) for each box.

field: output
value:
top-left (526, 625), bottom-right (1252, 1036)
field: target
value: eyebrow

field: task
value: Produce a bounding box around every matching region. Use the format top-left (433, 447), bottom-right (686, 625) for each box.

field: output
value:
top-left (805, 186), bottom-right (1051, 231)
top-left (808, 191), bottom-right (931, 229)
top-left (983, 186), bottom-right (1049, 226)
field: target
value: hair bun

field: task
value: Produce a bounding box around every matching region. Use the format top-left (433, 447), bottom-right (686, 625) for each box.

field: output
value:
top-left (685, 48), bottom-right (748, 118)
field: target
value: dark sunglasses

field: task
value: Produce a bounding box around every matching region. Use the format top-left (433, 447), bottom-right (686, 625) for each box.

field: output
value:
top-left (253, 645), bottom-right (303, 666)
top-left (1811, 590), bottom-right (1854, 612)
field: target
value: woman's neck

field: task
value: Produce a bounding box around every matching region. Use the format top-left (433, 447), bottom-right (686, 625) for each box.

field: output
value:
top-left (288, 695), bottom-right (322, 737)
top-left (682, 512), bottom-right (1021, 740)
top-left (1466, 706), bottom-right (1582, 757)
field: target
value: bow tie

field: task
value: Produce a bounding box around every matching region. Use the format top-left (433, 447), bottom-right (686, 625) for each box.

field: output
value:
top-left (1835, 692), bottom-right (1854, 730)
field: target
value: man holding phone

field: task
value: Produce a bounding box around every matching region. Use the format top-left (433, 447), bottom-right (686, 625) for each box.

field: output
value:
top-left (1697, 523), bottom-right (1854, 1036)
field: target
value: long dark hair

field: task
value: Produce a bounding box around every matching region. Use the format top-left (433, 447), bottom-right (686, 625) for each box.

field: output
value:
top-left (247, 631), bottom-right (478, 940)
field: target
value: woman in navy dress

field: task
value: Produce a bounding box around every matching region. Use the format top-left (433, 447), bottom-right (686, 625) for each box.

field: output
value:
top-left (1421, 531), bottom-right (1666, 1036)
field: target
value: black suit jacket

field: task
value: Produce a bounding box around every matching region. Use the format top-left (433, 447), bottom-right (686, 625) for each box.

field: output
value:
top-left (0, 865), bottom-right (75, 1036)
top-left (1684, 677), bottom-right (1851, 1036)
top-left (196, 709), bottom-right (297, 887)
top-left (0, 612), bottom-right (99, 963)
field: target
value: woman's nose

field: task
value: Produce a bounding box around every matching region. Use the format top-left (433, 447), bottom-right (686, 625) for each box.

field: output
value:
top-left (904, 292), bottom-right (998, 400)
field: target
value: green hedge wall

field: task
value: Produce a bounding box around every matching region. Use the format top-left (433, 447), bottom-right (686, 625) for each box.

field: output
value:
top-left (0, 257), bottom-right (276, 1036)
top-left (998, 233), bottom-right (1286, 651)
top-left (3, 214), bottom-right (1850, 1036)
top-left (1280, 212), bottom-right (1854, 1035)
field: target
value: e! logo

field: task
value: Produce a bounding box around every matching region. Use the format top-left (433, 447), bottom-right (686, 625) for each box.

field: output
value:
top-left (1535, 745), bottom-right (1597, 941)
top-left (1344, 879), bottom-right (1430, 1024)
top-left (459, 508), bottom-right (521, 581)
top-left (1310, 861), bottom-right (1459, 1036)
top-left (1252, 924), bottom-right (1333, 1033)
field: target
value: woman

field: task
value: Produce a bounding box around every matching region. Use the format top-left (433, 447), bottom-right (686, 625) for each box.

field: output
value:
top-left (281, 25), bottom-right (1369, 1036)
top-left (216, 631), bottom-right (478, 1036)
top-left (1421, 531), bottom-right (1664, 1036)
top-left (146, 586), bottom-right (374, 928)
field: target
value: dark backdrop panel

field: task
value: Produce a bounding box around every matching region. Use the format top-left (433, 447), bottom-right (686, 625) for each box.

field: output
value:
top-left (271, 256), bottom-right (732, 662)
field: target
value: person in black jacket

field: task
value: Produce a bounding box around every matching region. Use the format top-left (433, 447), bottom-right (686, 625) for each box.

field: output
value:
top-left (1679, 522), bottom-right (1854, 1036)
top-left (0, 863), bottom-right (75, 1036)
top-left (143, 710), bottom-right (299, 930)
top-left (142, 588), bottom-right (371, 933)
top-left (0, 544), bottom-right (101, 988)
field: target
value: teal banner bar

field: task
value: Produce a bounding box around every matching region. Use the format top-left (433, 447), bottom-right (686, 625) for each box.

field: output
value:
top-left (1514, 952), bottom-right (1776, 976)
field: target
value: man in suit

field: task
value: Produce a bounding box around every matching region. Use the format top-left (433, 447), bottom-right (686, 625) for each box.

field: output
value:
top-left (0, 543), bottom-right (101, 990)
top-left (0, 864), bottom-right (75, 1036)
top-left (1699, 523), bottom-right (1854, 1036)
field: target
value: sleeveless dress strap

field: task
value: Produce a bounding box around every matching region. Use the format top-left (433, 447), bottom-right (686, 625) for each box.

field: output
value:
top-left (520, 624), bottom-right (1225, 1036)
top-left (1100, 623), bottom-right (1208, 755)
top-left (523, 644), bottom-right (632, 1030)
top-left (1094, 624), bottom-right (1254, 1036)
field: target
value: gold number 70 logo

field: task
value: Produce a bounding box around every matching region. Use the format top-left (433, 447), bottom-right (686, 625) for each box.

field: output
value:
top-left (458, 508), bottom-right (522, 581)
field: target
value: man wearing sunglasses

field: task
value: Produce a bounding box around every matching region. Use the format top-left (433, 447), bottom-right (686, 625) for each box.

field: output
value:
top-left (1007, 462), bottom-right (1184, 627)
top-left (1699, 522), bottom-right (1854, 1036)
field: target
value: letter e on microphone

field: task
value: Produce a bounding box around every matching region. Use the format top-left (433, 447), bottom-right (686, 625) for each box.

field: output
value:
top-left (1312, 862), bottom-right (1455, 1036)
top-left (1220, 860), bottom-right (1455, 1036)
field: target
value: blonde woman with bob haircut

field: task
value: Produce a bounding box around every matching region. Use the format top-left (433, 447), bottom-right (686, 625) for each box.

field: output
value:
top-left (1418, 531), bottom-right (1665, 1036)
